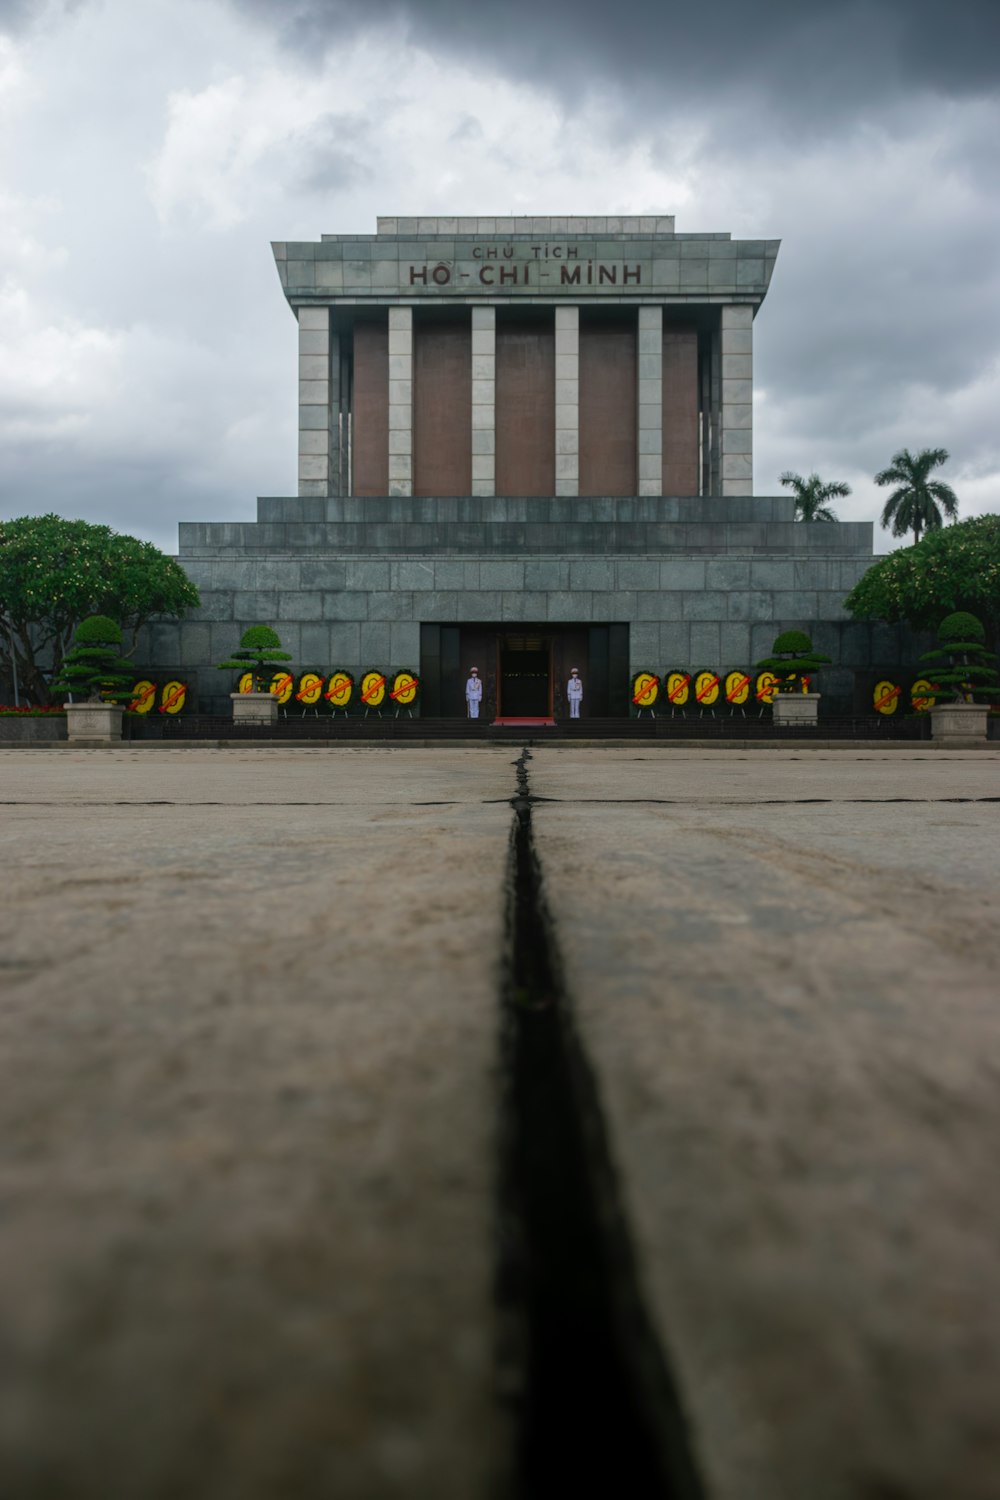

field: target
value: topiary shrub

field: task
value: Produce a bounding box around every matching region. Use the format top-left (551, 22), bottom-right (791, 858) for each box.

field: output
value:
top-left (755, 629), bottom-right (832, 694)
top-left (920, 612), bottom-right (1000, 704)
top-left (51, 616), bottom-right (132, 703)
top-left (771, 629), bottom-right (812, 655)
top-left (938, 612), bottom-right (985, 645)
top-left (217, 625), bottom-right (292, 692)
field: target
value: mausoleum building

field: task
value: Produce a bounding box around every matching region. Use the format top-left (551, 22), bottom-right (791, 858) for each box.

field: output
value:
top-left (146, 215), bottom-right (906, 717)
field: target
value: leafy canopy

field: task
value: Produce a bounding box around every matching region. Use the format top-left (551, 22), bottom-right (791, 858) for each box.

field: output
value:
top-left (0, 513), bottom-right (200, 704)
top-left (238, 625), bottom-right (283, 651)
top-left (875, 447), bottom-right (958, 544)
top-left (939, 612), bottom-right (985, 646)
top-left (771, 629), bottom-right (813, 654)
top-left (74, 615), bottom-right (124, 645)
top-left (779, 471), bottom-right (850, 523)
top-left (843, 514), bottom-right (1000, 639)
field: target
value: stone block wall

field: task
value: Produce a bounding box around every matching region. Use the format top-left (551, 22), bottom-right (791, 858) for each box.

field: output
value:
top-left (138, 495), bottom-right (912, 718)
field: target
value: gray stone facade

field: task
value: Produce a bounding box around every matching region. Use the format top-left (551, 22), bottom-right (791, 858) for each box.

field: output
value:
top-left (139, 215), bottom-right (909, 717)
top-left (143, 493), bottom-right (907, 717)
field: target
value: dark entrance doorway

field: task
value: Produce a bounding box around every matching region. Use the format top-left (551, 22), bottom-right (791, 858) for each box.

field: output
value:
top-left (500, 635), bottom-right (551, 716)
top-left (419, 623), bottom-right (630, 718)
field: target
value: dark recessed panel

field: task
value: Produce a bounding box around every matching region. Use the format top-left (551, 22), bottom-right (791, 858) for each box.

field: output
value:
top-left (496, 316), bottom-right (555, 497)
top-left (663, 327), bottom-right (699, 495)
top-left (580, 315), bottom-right (637, 497)
top-left (352, 316), bottom-right (389, 497)
top-left (414, 314), bottom-right (472, 497)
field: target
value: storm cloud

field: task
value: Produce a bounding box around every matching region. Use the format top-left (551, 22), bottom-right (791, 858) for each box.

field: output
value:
top-left (236, 0), bottom-right (1000, 124)
top-left (0, 0), bottom-right (997, 550)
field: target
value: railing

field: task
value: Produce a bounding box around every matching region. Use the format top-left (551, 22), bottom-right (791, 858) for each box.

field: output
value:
top-left (125, 712), bottom-right (934, 743)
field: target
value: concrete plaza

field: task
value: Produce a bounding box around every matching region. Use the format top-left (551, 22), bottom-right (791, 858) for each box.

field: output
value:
top-left (2, 746), bottom-right (999, 1498)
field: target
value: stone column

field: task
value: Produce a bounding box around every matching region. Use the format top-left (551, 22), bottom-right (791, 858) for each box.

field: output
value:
top-left (388, 307), bottom-right (413, 498)
top-left (555, 306), bottom-right (579, 498)
top-left (637, 306), bottom-right (663, 497)
top-left (720, 305), bottom-right (753, 497)
top-left (471, 307), bottom-right (495, 498)
top-left (298, 307), bottom-right (330, 497)
top-left (700, 343), bottom-right (713, 497)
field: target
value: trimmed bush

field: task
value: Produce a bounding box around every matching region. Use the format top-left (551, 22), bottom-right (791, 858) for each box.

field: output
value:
top-left (217, 624), bottom-right (292, 692)
top-left (938, 611), bottom-right (985, 646)
top-left (755, 629), bottom-right (832, 694)
top-left (51, 616), bottom-right (132, 702)
top-left (920, 612), bottom-right (999, 704)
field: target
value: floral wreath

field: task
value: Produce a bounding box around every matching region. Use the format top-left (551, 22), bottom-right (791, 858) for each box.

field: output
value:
top-left (324, 668), bottom-right (355, 710)
top-left (631, 669), bottom-right (660, 709)
top-left (359, 668), bottom-right (388, 710)
top-left (389, 668), bottom-right (420, 708)
top-left (662, 669), bottom-right (691, 708)
top-left (294, 670), bottom-right (325, 708)
top-left (692, 668), bottom-right (721, 708)
top-left (270, 669), bottom-right (295, 705)
top-left (159, 680), bottom-right (187, 714)
top-left (128, 679), bottom-right (158, 715)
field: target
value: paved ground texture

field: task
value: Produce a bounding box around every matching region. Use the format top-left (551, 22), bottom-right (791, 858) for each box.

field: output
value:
top-left (2, 746), bottom-right (999, 1499)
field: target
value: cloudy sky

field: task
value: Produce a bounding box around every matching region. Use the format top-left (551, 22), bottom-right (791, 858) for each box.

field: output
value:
top-left (1, 0), bottom-right (997, 553)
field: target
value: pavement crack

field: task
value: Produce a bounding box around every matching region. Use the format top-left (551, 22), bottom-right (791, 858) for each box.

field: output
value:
top-left (0, 799), bottom-right (462, 808)
top-left (496, 747), bottom-right (704, 1498)
top-left (497, 796), bottom-right (1000, 807)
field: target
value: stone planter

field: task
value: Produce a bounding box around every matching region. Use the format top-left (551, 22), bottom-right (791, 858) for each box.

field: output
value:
top-left (930, 701), bottom-right (990, 747)
top-left (65, 702), bottom-right (124, 744)
top-left (771, 692), bottom-right (821, 727)
top-left (231, 692), bottom-right (278, 725)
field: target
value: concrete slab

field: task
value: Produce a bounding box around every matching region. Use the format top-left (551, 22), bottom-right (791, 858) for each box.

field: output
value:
top-left (5, 746), bottom-right (1000, 1499)
top-left (529, 747), bottom-right (1000, 1500)
top-left (0, 749), bottom-right (516, 1500)
top-left (529, 744), bottom-right (1000, 805)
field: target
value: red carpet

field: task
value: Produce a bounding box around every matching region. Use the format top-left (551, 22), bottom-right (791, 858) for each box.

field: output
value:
top-left (491, 716), bottom-right (556, 727)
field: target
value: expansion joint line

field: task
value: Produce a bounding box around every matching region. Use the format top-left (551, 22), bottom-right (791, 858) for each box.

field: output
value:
top-left (497, 748), bottom-right (705, 1498)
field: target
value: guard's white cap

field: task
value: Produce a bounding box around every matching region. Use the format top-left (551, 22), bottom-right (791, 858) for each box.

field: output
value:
top-left (470, 666), bottom-right (478, 672)
top-left (570, 667), bottom-right (579, 672)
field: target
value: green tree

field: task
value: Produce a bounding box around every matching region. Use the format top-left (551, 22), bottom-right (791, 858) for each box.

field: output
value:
top-left (779, 470), bottom-right (850, 522)
top-left (875, 447), bottom-right (958, 543)
top-left (844, 514), bottom-right (1000, 646)
top-left (51, 616), bottom-right (133, 703)
top-left (919, 612), bottom-right (1000, 705)
top-left (217, 625), bottom-right (292, 691)
top-left (0, 514), bottom-right (200, 705)
top-left (755, 629), bottom-right (832, 693)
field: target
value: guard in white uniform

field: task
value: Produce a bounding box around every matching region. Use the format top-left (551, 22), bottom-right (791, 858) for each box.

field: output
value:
top-left (466, 666), bottom-right (483, 719)
top-left (567, 667), bottom-right (583, 719)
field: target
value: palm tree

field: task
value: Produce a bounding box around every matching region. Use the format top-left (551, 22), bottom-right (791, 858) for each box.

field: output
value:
top-left (779, 471), bottom-right (850, 522)
top-left (875, 447), bottom-right (958, 544)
